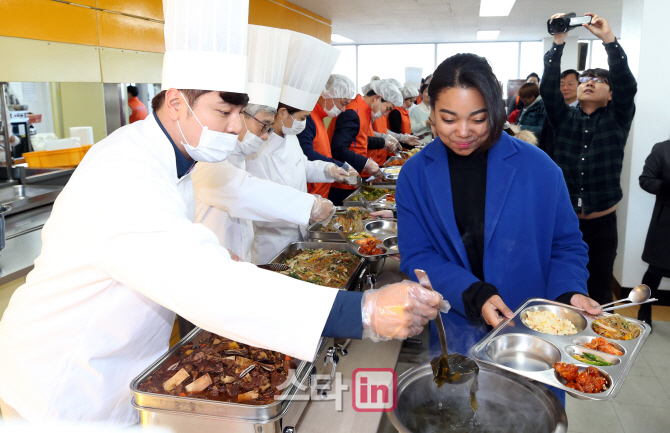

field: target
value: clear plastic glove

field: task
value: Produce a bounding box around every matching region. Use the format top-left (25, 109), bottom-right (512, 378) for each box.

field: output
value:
top-left (227, 249), bottom-right (243, 262)
top-left (362, 280), bottom-right (450, 342)
top-left (371, 210), bottom-right (394, 219)
top-left (325, 163), bottom-right (349, 182)
top-left (401, 134), bottom-right (421, 147)
top-left (364, 158), bottom-right (381, 176)
top-left (384, 135), bottom-right (400, 153)
top-left (309, 195), bottom-right (335, 224)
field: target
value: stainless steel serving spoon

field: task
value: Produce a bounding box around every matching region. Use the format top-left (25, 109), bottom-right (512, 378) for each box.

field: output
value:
top-left (415, 269), bottom-right (478, 386)
top-left (596, 284), bottom-right (651, 309)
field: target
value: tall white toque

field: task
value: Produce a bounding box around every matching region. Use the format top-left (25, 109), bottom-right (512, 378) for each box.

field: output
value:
top-left (279, 31), bottom-right (340, 111)
top-left (161, 0), bottom-right (249, 94)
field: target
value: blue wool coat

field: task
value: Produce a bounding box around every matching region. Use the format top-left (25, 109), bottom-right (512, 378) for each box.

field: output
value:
top-left (397, 132), bottom-right (589, 356)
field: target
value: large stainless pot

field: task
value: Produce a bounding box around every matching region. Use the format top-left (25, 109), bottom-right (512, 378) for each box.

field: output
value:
top-left (387, 362), bottom-right (567, 433)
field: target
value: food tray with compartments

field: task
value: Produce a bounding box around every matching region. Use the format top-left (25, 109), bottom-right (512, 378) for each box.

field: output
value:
top-left (306, 205), bottom-right (371, 242)
top-left (343, 186), bottom-right (396, 207)
top-left (469, 298), bottom-right (650, 400)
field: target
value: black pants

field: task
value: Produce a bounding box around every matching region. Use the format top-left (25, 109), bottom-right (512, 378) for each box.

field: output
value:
top-left (579, 212), bottom-right (618, 305)
top-left (329, 186), bottom-right (355, 206)
top-left (638, 265), bottom-right (668, 322)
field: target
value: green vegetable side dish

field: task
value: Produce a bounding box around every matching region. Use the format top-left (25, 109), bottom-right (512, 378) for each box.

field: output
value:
top-left (348, 232), bottom-right (372, 240)
top-left (572, 353), bottom-right (613, 366)
top-left (352, 187), bottom-right (390, 202)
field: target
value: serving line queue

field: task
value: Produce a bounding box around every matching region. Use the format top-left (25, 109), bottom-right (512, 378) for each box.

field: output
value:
top-left (0, 0), bottom-right (446, 426)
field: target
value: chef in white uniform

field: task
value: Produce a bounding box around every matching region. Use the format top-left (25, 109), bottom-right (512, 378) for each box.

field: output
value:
top-left (193, 25), bottom-right (337, 264)
top-left (246, 31), bottom-right (346, 264)
top-left (0, 0), bottom-right (446, 426)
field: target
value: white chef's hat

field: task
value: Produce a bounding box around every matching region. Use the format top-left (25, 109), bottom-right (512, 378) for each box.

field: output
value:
top-left (161, 0), bottom-right (248, 94)
top-left (405, 67), bottom-right (423, 89)
top-left (279, 31), bottom-right (340, 111)
top-left (247, 25), bottom-right (290, 107)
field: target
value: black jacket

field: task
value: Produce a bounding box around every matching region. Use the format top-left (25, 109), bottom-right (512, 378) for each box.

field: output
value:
top-left (330, 109), bottom-right (385, 173)
top-left (640, 140), bottom-right (670, 270)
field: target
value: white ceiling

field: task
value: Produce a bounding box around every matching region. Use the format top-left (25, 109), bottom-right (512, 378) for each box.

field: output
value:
top-left (289, 0), bottom-right (624, 45)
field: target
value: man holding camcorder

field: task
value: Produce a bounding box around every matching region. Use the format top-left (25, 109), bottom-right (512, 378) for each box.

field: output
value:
top-left (540, 12), bottom-right (638, 306)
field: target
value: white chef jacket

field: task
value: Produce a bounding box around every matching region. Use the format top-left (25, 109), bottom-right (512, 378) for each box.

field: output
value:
top-left (0, 115), bottom-right (338, 426)
top-left (192, 151), bottom-right (315, 263)
top-left (245, 133), bottom-right (331, 264)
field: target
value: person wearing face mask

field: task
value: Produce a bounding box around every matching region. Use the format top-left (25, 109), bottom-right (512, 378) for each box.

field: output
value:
top-left (0, 4), bottom-right (446, 426)
top-left (396, 52), bottom-right (601, 405)
top-left (298, 74), bottom-right (358, 199)
top-left (245, 31), bottom-right (351, 264)
top-left (191, 26), bottom-right (337, 267)
top-left (327, 79), bottom-right (402, 205)
top-left (372, 79), bottom-right (420, 155)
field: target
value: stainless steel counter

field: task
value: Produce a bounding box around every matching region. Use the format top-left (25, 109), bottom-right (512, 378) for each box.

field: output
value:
top-left (0, 205), bottom-right (52, 286)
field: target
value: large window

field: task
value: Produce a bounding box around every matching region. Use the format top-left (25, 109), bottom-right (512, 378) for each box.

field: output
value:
top-left (357, 44), bottom-right (435, 93)
top-left (519, 41), bottom-right (544, 81)
top-left (437, 42), bottom-right (519, 98)
top-left (332, 45), bottom-right (357, 90)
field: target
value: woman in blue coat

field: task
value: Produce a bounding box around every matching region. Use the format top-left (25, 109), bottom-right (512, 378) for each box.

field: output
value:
top-left (397, 53), bottom-right (602, 365)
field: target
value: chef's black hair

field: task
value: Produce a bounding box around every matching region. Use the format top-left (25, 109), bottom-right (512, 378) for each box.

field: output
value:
top-left (127, 85), bottom-right (139, 97)
top-left (277, 102), bottom-right (302, 115)
top-left (428, 53), bottom-right (506, 151)
top-left (151, 90), bottom-right (249, 112)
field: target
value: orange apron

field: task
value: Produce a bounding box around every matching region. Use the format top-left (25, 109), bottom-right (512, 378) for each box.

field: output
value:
top-left (307, 103), bottom-right (334, 198)
top-left (330, 94), bottom-right (375, 190)
top-left (371, 115), bottom-right (390, 165)
top-left (397, 107), bottom-right (412, 134)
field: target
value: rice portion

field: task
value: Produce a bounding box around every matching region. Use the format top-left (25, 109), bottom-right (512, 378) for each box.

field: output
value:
top-left (523, 310), bottom-right (577, 335)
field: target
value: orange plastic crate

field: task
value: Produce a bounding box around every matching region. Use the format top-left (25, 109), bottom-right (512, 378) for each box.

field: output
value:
top-left (24, 145), bottom-right (93, 168)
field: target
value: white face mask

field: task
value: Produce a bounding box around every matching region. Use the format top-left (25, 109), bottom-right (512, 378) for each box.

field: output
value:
top-left (281, 113), bottom-right (307, 135)
top-left (371, 98), bottom-right (383, 121)
top-left (176, 91), bottom-right (237, 163)
top-left (324, 99), bottom-right (342, 118)
top-left (236, 115), bottom-right (264, 155)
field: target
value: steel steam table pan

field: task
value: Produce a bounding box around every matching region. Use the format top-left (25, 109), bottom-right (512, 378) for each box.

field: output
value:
top-left (131, 328), bottom-right (324, 421)
top-left (342, 185), bottom-right (396, 207)
top-left (306, 205), bottom-right (371, 242)
top-left (470, 298), bottom-right (650, 400)
top-left (269, 241), bottom-right (368, 291)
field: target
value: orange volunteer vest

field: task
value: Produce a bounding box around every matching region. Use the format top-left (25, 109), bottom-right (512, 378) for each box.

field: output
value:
top-left (307, 103), bottom-right (334, 198)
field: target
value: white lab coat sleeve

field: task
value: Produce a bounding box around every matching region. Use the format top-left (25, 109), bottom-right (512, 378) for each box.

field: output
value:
top-left (410, 108), bottom-right (430, 136)
top-left (303, 156), bottom-right (332, 184)
top-left (93, 148), bottom-right (337, 361)
top-left (192, 161), bottom-right (313, 226)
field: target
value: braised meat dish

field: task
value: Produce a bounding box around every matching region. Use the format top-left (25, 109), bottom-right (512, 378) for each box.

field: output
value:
top-left (554, 362), bottom-right (608, 393)
top-left (279, 249), bottom-right (360, 288)
top-left (139, 333), bottom-right (297, 404)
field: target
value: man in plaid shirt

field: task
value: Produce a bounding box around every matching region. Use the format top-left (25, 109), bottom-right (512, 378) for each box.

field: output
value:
top-left (541, 12), bottom-right (637, 305)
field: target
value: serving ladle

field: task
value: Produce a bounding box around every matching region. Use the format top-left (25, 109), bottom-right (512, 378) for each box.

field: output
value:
top-left (597, 284), bottom-right (651, 309)
top-left (414, 269), bottom-right (479, 387)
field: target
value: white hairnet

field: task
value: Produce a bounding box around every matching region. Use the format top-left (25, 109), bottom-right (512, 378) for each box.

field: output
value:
top-left (401, 85), bottom-right (419, 99)
top-left (369, 79), bottom-right (403, 107)
top-left (361, 78), bottom-right (380, 96)
top-left (322, 74), bottom-right (356, 99)
top-left (384, 78), bottom-right (403, 91)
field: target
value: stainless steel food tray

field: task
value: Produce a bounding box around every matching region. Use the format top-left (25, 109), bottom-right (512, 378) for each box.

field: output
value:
top-left (379, 167), bottom-right (401, 180)
top-left (131, 328), bottom-right (326, 421)
top-left (337, 219), bottom-right (399, 259)
top-left (371, 193), bottom-right (397, 210)
top-left (342, 186), bottom-right (395, 207)
top-left (269, 241), bottom-right (368, 291)
top-left (469, 298), bottom-right (651, 400)
top-left (307, 206), bottom-right (371, 242)
top-left (364, 176), bottom-right (397, 186)
top-left (382, 156), bottom-right (405, 167)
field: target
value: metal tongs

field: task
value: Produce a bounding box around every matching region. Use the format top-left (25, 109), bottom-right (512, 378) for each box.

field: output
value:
top-left (256, 263), bottom-right (290, 272)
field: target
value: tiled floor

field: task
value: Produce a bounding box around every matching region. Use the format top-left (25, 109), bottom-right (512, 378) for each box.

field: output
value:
top-left (566, 320), bottom-right (670, 433)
